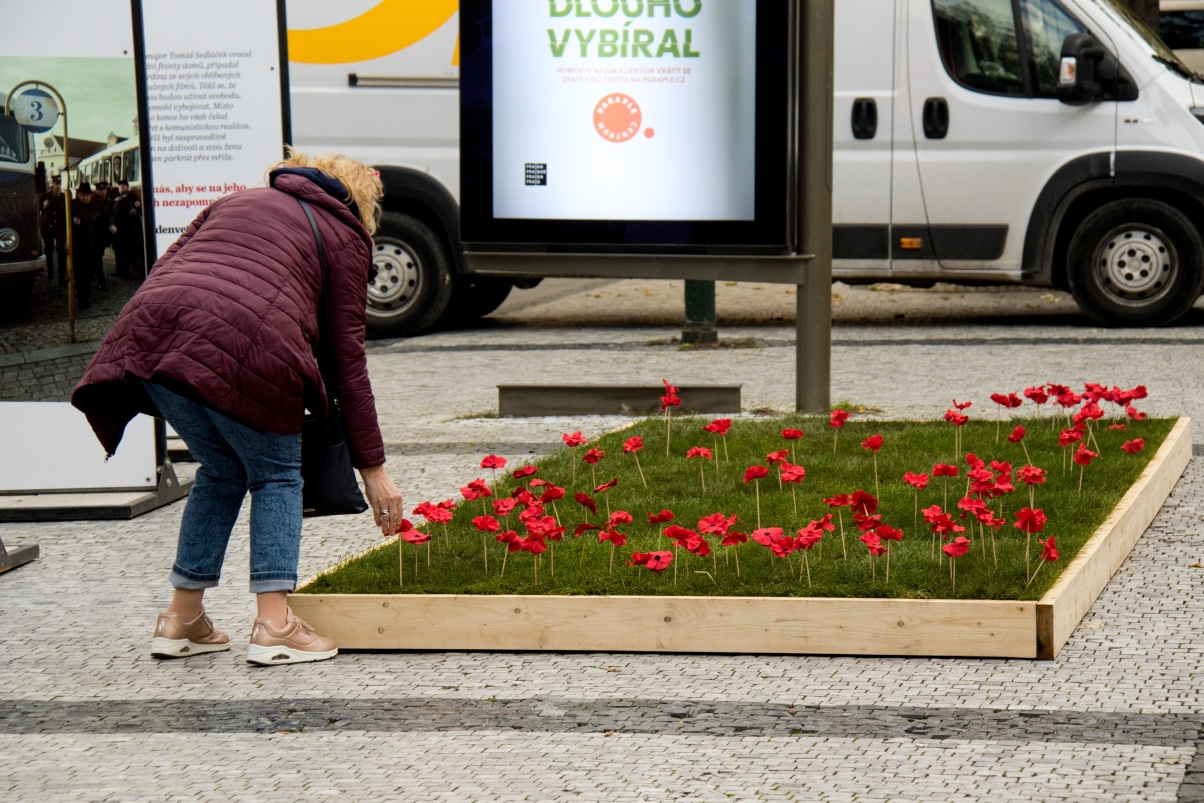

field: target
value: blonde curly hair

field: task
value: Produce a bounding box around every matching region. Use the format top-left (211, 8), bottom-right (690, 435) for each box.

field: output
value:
top-left (269, 147), bottom-right (383, 235)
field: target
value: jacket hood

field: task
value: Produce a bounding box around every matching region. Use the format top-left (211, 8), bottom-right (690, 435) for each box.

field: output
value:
top-left (269, 167), bottom-right (361, 224)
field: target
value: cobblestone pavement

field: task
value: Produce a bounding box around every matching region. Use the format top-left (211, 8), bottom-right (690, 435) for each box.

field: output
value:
top-left (2, 281), bottom-right (1203, 801)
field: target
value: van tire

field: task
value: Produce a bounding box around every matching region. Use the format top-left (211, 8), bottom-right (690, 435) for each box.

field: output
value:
top-left (438, 278), bottom-right (513, 328)
top-left (1067, 199), bottom-right (1204, 326)
top-left (365, 212), bottom-right (453, 339)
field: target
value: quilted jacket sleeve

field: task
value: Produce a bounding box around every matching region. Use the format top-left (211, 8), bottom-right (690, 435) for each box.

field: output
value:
top-left (322, 215), bottom-right (385, 468)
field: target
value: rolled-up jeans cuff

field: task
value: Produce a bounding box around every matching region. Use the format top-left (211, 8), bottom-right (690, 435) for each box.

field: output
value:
top-left (170, 567), bottom-right (220, 590)
top-left (250, 573), bottom-right (297, 594)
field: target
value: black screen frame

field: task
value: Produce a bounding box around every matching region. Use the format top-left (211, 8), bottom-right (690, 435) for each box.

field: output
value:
top-left (460, 0), bottom-right (792, 253)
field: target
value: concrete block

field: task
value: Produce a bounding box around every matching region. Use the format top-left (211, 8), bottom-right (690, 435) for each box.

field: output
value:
top-left (498, 384), bottom-right (741, 417)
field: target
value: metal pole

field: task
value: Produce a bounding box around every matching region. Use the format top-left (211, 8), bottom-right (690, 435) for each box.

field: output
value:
top-left (796, 0), bottom-right (834, 412)
top-left (5, 81), bottom-right (73, 342)
top-left (682, 279), bottom-right (718, 344)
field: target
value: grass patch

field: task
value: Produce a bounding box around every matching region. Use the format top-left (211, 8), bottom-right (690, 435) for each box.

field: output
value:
top-left (301, 414), bottom-right (1174, 600)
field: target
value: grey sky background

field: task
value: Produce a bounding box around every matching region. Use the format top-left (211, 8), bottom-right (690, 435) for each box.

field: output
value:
top-left (0, 56), bottom-right (138, 145)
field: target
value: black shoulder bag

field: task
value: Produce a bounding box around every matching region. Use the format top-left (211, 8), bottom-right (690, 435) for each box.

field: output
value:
top-left (298, 199), bottom-right (369, 517)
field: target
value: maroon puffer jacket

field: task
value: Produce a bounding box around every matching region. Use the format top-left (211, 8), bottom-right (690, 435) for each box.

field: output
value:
top-left (72, 171), bottom-right (385, 468)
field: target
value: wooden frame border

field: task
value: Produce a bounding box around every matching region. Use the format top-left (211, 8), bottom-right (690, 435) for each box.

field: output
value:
top-left (290, 419), bottom-right (1191, 659)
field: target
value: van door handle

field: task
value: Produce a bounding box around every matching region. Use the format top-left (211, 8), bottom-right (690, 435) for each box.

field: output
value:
top-left (923, 97), bottom-right (949, 139)
top-left (851, 98), bottom-right (877, 139)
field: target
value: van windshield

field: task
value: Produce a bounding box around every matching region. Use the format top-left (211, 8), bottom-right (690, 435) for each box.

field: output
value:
top-left (0, 116), bottom-right (30, 164)
top-left (1092, 0), bottom-right (1200, 78)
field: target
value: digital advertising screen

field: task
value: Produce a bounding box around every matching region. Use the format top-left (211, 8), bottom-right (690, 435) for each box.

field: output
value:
top-left (460, 0), bottom-right (791, 251)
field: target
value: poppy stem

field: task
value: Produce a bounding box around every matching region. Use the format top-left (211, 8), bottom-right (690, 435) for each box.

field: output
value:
top-left (674, 544), bottom-right (679, 586)
top-left (550, 541), bottom-right (555, 577)
top-left (610, 543), bottom-right (615, 574)
top-left (501, 547), bottom-right (508, 577)
top-left (951, 559), bottom-right (956, 593)
top-left (776, 466), bottom-right (782, 491)
top-left (943, 478), bottom-right (948, 512)
top-left (722, 434), bottom-right (729, 461)
top-left (991, 527), bottom-right (997, 567)
top-left (713, 434), bottom-right (719, 461)
top-left (885, 547), bottom-right (890, 584)
top-left (734, 545), bottom-right (740, 578)
top-left (839, 511), bottom-right (847, 561)
top-left (1021, 438), bottom-right (1032, 465)
top-left (1029, 486), bottom-right (1035, 509)
top-left (665, 409), bottom-right (671, 457)
top-left (833, 430), bottom-right (838, 455)
top-left (803, 551), bottom-right (811, 588)
top-left (416, 545), bottom-right (419, 577)
top-left (1025, 531), bottom-right (1031, 578)
top-left (483, 534), bottom-right (488, 575)
top-left (755, 481), bottom-right (762, 529)
top-left (700, 462), bottom-right (706, 494)
top-left (873, 454), bottom-right (879, 499)
top-left (1026, 557), bottom-right (1047, 588)
top-left (427, 539), bottom-right (431, 568)
top-left (552, 500), bottom-right (561, 527)
top-left (399, 540), bottom-right (404, 588)
top-left (791, 484), bottom-right (798, 516)
top-left (634, 454), bottom-right (647, 489)
top-left (534, 553), bottom-right (538, 584)
top-left (913, 489), bottom-right (919, 527)
top-left (1078, 464), bottom-right (1084, 495)
top-left (591, 464), bottom-right (597, 490)
top-left (871, 553), bottom-right (876, 581)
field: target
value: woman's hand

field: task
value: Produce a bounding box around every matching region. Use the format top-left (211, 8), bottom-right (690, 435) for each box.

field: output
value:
top-left (359, 464), bottom-right (403, 537)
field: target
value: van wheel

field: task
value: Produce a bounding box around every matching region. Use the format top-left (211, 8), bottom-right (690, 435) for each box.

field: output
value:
top-left (438, 278), bottom-right (513, 328)
top-left (1067, 199), bottom-right (1204, 326)
top-left (365, 212), bottom-right (453, 339)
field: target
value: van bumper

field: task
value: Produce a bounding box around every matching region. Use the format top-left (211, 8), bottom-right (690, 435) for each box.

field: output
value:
top-left (0, 256), bottom-right (47, 275)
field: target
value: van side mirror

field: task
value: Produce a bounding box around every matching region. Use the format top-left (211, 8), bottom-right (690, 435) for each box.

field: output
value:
top-left (1058, 33), bottom-right (1105, 105)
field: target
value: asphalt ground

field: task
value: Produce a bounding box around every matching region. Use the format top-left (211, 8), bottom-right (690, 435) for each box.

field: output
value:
top-left (2, 277), bottom-right (1203, 801)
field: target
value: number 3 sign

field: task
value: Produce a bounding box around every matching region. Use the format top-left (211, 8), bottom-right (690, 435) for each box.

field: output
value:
top-left (12, 87), bottom-right (60, 134)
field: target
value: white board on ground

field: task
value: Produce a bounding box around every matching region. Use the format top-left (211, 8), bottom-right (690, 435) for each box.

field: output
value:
top-left (0, 402), bottom-right (157, 493)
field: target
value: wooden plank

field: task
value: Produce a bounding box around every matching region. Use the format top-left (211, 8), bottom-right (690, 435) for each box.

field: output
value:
top-left (289, 594), bottom-right (1037, 658)
top-left (498, 384), bottom-right (741, 417)
top-left (1036, 418), bottom-right (1192, 659)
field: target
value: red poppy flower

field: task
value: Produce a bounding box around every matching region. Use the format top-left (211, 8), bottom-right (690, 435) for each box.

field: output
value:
top-left (520, 536), bottom-right (549, 555)
top-left (480, 454), bottom-right (507, 470)
top-left (990, 392), bottom-right (1023, 409)
top-left (743, 465), bottom-right (769, 483)
top-left (395, 518), bottom-right (416, 536)
top-left (978, 512), bottom-right (1006, 529)
top-left (1073, 444), bottom-right (1099, 466)
top-left (697, 512), bottom-right (738, 536)
top-left (563, 431), bottom-right (587, 447)
top-left (594, 477), bottom-right (619, 493)
top-left (1117, 438), bottom-right (1145, 455)
top-left (540, 485), bottom-right (566, 503)
top-left (703, 418), bottom-right (732, 435)
top-left (829, 409), bottom-right (850, 428)
top-left (401, 528), bottom-right (432, 545)
top-left (958, 496), bottom-right (990, 517)
top-left (876, 524), bottom-right (904, 543)
top-left (1126, 406), bottom-right (1147, 421)
top-left (472, 515), bottom-right (500, 533)
top-left (1007, 426), bottom-right (1026, 444)
top-left (952, 398), bottom-right (973, 410)
top-left (903, 472), bottom-right (929, 490)
top-left (1056, 391), bottom-right (1082, 408)
top-left (1129, 385), bottom-right (1149, 401)
top-left (628, 550), bottom-right (674, 572)
top-left (765, 449), bottom-right (790, 465)
top-left (965, 453), bottom-right (985, 470)
top-left (824, 493), bottom-right (852, 508)
top-left (1013, 507), bottom-right (1047, 534)
top-left (599, 528), bottom-right (627, 547)
top-left (623, 436), bottom-right (644, 454)
top-left (512, 488), bottom-right (537, 505)
top-left (849, 490), bottom-right (878, 516)
top-left (932, 463), bottom-right (959, 478)
top-left (750, 527), bottom-right (784, 547)
top-left (460, 479), bottom-right (493, 501)
top-left (1039, 536), bottom-right (1059, 561)
top-left (722, 531), bottom-right (749, 547)
top-left (853, 512), bottom-right (883, 532)
top-left (1046, 383), bottom-right (1071, 397)
top-left (686, 446), bottom-right (714, 461)
top-left (942, 536), bottom-right (971, 558)
top-left (427, 507), bottom-right (453, 524)
top-left (780, 463), bottom-right (807, 484)
top-left (1108, 423), bottom-right (1127, 431)
top-left (607, 510), bottom-right (633, 527)
top-left (795, 524), bottom-right (823, 551)
top-left (1023, 386), bottom-right (1049, 405)
top-left (582, 448), bottom-right (605, 465)
top-left (1073, 402), bottom-right (1105, 426)
top-left (647, 509), bottom-right (675, 524)
top-left (492, 498), bottom-right (518, 516)
top-left (660, 391), bottom-right (682, 410)
top-left (782, 428), bottom-right (804, 440)
top-left (512, 465), bottom-right (538, 479)
top-left (1018, 465), bottom-right (1047, 485)
top-left (1058, 427), bottom-right (1085, 447)
top-left (662, 524), bottom-right (696, 545)
top-left (861, 434), bottom-right (883, 452)
top-left (661, 378), bottom-right (679, 396)
top-left (574, 492), bottom-right (597, 514)
top-left (495, 530), bottom-right (521, 550)
top-left (518, 502), bottom-right (546, 523)
top-left (574, 522), bottom-right (602, 537)
top-left (944, 409), bottom-right (969, 426)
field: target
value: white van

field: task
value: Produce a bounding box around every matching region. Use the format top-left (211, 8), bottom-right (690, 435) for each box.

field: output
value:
top-left (288, 0), bottom-right (1204, 334)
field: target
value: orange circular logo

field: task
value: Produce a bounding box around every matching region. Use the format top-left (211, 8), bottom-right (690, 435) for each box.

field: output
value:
top-left (594, 94), bottom-right (642, 143)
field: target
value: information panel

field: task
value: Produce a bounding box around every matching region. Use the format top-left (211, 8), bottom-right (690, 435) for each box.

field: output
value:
top-left (493, 2), bottom-right (755, 222)
top-left (139, 0), bottom-right (289, 257)
top-left (461, 0), bottom-right (791, 250)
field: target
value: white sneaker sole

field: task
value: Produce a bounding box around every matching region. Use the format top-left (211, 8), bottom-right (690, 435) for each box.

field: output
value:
top-left (247, 643), bottom-right (338, 666)
top-left (150, 637), bottom-right (231, 658)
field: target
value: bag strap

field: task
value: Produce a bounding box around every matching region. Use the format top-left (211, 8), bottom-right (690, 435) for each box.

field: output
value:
top-left (297, 198), bottom-right (340, 403)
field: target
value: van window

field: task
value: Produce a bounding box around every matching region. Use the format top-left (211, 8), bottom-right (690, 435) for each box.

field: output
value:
top-left (1021, 0), bottom-right (1086, 97)
top-left (933, 0), bottom-right (1085, 98)
top-left (1161, 11), bottom-right (1204, 50)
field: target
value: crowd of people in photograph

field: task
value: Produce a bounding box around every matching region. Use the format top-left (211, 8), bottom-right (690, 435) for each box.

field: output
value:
top-left (39, 176), bottom-right (144, 309)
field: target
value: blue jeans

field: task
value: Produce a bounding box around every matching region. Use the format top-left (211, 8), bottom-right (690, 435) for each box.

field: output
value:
top-left (144, 381), bottom-right (303, 593)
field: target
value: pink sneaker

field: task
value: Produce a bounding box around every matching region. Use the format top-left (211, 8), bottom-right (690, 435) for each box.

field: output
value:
top-left (150, 609), bottom-right (231, 658)
top-left (247, 608), bottom-right (337, 666)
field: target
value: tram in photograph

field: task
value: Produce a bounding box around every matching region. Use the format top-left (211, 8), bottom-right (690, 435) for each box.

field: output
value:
top-left (0, 111), bottom-right (45, 310)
